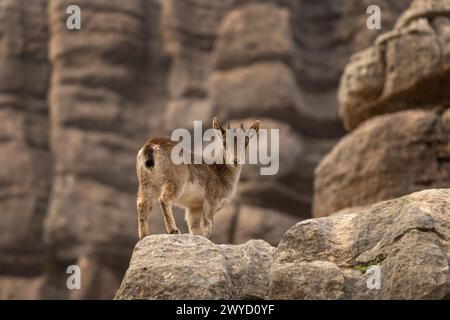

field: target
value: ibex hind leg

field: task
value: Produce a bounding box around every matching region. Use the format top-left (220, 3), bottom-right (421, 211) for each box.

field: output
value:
top-left (137, 196), bottom-right (152, 240)
top-left (185, 207), bottom-right (203, 236)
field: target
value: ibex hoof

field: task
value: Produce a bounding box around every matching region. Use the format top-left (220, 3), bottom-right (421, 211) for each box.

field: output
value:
top-left (138, 232), bottom-right (148, 240)
top-left (169, 229), bottom-right (181, 235)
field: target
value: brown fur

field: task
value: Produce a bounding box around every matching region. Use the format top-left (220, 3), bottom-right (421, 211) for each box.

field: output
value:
top-left (136, 118), bottom-right (260, 239)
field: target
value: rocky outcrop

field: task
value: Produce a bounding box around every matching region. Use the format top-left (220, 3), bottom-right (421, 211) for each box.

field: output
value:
top-left (315, 0), bottom-right (450, 217)
top-left (339, 0), bottom-right (450, 130)
top-left (115, 235), bottom-right (275, 299)
top-left (314, 109), bottom-right (450, 217)
top-left (116, 189), bottom-right (450, 300)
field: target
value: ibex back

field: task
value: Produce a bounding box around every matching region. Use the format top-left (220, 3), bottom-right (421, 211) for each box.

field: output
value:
top-left (136, 117), bottom-right (260, 240)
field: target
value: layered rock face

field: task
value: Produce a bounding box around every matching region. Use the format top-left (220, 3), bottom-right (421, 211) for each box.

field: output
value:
top-left (314, 0), bottom-right (450, 217)
top-left (0, 0), bottom-right (51, 297)
top-left (0, 0), bottom-right (411, 299)
top-left (43, 0), bottom-right (157, 298)
top-left (116, 189), bottom-right (450, 300)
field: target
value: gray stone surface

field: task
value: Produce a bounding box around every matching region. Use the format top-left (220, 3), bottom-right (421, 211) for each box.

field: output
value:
top-left (314, 108), bottom-right (450, 217)
top-left (116, 189), bottom-right (450, 300)
top-left (115, 235), bottom-right (274, 299)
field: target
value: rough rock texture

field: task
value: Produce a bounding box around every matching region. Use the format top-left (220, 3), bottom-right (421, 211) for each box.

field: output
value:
top-left (316, 0), bottom-right (450, 217)
top-left (0, 0), bottom-right (411, 299)
top-left (274, 189), bottom-right (450, 299)
top-left (339, 0), bottom-right (450, 130)
top-left (0, 0), bottom-right (51, 275)
top-left (115, 235), bottom-right (275, 299)
top-left (116, 189), bottom-right (450, 300)
top-left (44, 0), bottom-right (155, 298)
top-left (314, 109), bottom-right (450, 217)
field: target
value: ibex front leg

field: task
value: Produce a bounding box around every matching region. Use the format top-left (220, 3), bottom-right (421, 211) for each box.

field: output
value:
top-left (159, 183), bottom-right (180, 234)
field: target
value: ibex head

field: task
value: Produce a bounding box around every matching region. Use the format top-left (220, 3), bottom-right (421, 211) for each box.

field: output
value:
top-left (212, 117), bottom-right (260, 167)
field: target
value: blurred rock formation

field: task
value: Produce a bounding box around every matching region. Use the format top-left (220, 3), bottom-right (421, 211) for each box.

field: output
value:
top-left (0, 0), bottom-right (412, 299)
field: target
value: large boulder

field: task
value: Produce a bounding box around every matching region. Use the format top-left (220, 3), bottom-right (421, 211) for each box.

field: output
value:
top-left (313, 109), bottom-right (450, 217)
top-left (339, 0), bottom-right (450, 130)
top-left (115, 235), bottom-right (274, 299)
top-left (116, 189), bottom-right (450, 300)
top-left (271, 189), bottom-right (450, 299)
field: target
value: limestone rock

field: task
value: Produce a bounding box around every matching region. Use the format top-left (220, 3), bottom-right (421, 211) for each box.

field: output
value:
top-left (269, 261), bottom-right (345, 299)
top-left (115, 235), bottom-right (274, 299)
top-left (271, 189), bottom-right (450, 299)
top-left (314, 109), bottom-right (450, 217)
top-left (394, 0), bottom-right (450, 29)
top-left (339, 0), bottom-right (450, 130)
top-left (116, 189), bottom-right (450, 300)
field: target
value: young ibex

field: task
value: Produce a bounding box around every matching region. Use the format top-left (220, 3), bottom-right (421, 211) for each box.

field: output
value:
top-left (136, 117), bottom-right (260, 240)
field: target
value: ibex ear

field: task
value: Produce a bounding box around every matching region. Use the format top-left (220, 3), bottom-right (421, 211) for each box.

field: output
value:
top-left (212, 117), bottom-right (225, 134)
top-left (246, 120), bottom-right (261, 146)
top-left (249, 120), bottom-right (260, 133)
